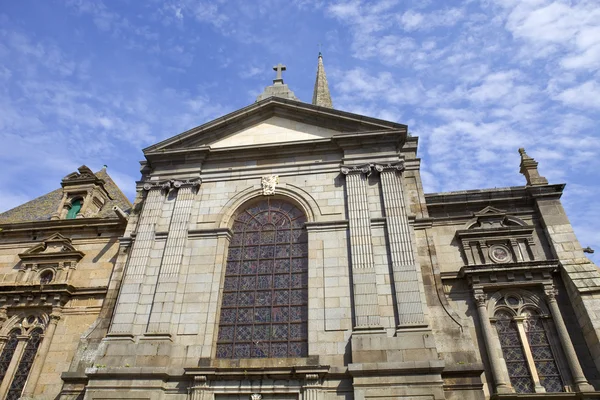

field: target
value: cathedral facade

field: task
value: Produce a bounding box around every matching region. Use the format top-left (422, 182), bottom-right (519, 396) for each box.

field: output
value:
top-left (1, 55), bottom-right (600, 399)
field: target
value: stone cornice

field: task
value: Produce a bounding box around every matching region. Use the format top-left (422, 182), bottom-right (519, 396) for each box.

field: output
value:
top-left (0, 217), bottom-right (126, 234)
top-left (459, 259), bottom-right (559, 289)
top-left (425, 184), bottom-right (565, 207)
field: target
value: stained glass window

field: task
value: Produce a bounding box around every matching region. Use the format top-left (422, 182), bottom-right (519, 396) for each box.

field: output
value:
top-left (6, 328), bottom-right (42, 400)
top-left (524, 313), bottom-right (564, 393)
top-left (0, 331), bottom-right (19, 384)
top-left (495, 311), bottom-right (534, 393)
top-left (217, 199), bottom-right (308, 359)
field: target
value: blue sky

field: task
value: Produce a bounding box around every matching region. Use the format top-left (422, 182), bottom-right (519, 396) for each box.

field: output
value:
top-left (0, 0), bottom-right (598, 262)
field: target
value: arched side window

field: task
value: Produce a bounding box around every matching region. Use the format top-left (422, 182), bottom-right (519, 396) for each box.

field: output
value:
top-left (6, 328), bottom-right (43, 400)
top-left (216, 198), bottom-right (308, 359)
top-left (0, 330), bottom-right (19, 384)
top-left (66, 199), bottom-right (82, 219)
top-left (492, 291), bottom-right (564, 393)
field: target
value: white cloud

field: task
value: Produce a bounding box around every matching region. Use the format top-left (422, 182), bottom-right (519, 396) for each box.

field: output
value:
top-left (554, 80), bottom-right (600, 109)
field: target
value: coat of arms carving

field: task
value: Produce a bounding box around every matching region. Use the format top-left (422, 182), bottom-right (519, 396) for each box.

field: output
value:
top-left (261, 175), bottom-right (279, 195)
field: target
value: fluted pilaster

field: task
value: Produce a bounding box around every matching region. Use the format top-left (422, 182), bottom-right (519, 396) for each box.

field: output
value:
top-left (147, 181), bottom-right (199, 334)
top-left (376, 162), bottom-right (426, 327)
top-left (341, 165), bottom-right (381, 329)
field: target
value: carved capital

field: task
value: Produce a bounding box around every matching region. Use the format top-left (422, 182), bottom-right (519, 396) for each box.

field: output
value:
top-left (49, 313), bottom-right (61, 324)
top-left (191, 375), bottom-right (208, 389)
top-left (474, 292), bottom-right (487, 307)
top-left (305, 373), bottom-right (321, 386)
top-left (340, 164), bottom-right (371, 175)
top-left (544, 287), bottom-right (558, 302)
top-left (142, 178), bottom-right (201, 191)
top-left (250, 394), bottom-right (262, 400)
top-left (374, 161), bottom-right (405, 173)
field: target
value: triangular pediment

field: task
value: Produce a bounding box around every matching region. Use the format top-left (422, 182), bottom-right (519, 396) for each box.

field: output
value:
top-left (19, 233), bottom-right (84, 262)
top-left (210, 116), bottom-right (339, 148)
top-left (144, 97), bottom-right (406, 154)
top-left (474, 206), bottom-right (506, 216)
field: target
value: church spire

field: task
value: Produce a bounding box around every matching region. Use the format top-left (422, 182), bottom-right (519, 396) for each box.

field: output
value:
top-left (312, 52), bottom-right (333, 108)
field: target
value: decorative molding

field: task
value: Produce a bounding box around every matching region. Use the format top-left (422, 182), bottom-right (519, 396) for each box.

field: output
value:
top-left (374, 160), bottom-right (405, 172)
top-left (341, 161), bottom-right (405, 176)
top-left (460, 260), bottom-right (558, 290)
top-left (340, 164), bottom-right (371, 175)
top-left (261, 175), bottom-right (279, 195)
top-left (18, 233), bottom-right (84, 263)
top-left (142, 178), bottom-right (201, 191)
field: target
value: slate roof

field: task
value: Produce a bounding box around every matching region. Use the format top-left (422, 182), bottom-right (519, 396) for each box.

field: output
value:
top-left (0, 168), bottom-right (132, 225)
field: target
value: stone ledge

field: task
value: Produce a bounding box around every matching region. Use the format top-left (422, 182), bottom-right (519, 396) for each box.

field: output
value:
top-left (348, 360), bottom-right (445, 377)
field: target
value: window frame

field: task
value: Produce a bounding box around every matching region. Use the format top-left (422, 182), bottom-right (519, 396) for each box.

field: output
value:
top-left (489, 290), bottom-right (567, 393)
top-left (216, 198), bottom-right (309, 359)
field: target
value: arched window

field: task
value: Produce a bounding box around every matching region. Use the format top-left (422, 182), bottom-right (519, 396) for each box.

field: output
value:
top-left (0, 331), bottom-right (19, 384)
top-left (216, 199), bottom-right (308, 359)
top-left (66, 199), bottom-right (82, 219)
top-left (39, 270), bottom-right (53, 285)
top-left (6, 328), bottom-right (42, 400)
top-left (492, 291), bottom-right (564, 393)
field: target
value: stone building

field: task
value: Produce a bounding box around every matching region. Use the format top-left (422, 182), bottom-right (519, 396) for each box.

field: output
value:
top-left (0, 166), bottom-right (131, 399)
top-left (4, 53), bottom-right (598, 399)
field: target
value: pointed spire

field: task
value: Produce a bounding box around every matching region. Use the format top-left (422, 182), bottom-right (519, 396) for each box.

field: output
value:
top-left (519, 148), bottom-right (548, 186)
top-left (312, 52), bottom-right (333, 108)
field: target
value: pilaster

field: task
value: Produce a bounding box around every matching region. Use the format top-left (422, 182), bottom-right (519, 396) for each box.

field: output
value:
top-left (340, 164), bottom-right (382, 331)
top-left (109, 183), bottom-right (166, 336)
top-left (147, 180), bottom-right (200, 335)
top-left (375, 161), bottom-right (427, 329)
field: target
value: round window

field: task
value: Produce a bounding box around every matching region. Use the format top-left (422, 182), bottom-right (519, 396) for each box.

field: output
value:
top-left (489, 245), bottom-right (511, 263)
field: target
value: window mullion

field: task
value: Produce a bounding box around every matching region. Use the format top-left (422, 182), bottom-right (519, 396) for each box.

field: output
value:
top-left (0, 337), bottom-right (27, 399)
top-left (514, 316), bottom-right (545, 393)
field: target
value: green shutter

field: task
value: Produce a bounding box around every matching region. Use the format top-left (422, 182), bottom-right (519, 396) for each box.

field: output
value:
top-left (66, 199), bottom-right (81, 219)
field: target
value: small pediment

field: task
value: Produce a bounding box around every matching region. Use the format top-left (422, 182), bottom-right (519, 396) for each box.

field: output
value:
top-left (464, 207), bottom-right (527, 230)
top-left (144, 98), bottom-right (406, 154)
top-left (62, 165), bottom-right (103, 187)
top-left (474, 206), bottom-right (506, 217)
top-left (19, 233), bottom-right (84, 262)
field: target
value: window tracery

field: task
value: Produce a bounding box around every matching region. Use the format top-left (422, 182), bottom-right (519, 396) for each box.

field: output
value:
top-left (6, 328), bottom-right (42, 400)
top-left (216, 198), bottom-right (308, 359)
top-left (0, 313), bottom-right (48, 399)
top-left (0, 331), bottom-right (18, 384)
top-left (490, 291), bottom-right (564, 393)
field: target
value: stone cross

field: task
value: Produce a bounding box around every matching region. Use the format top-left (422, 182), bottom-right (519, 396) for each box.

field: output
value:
top-left (272, 63), bottom-right (286, 83)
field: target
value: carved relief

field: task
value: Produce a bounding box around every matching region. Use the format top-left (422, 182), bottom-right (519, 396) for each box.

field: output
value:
top-left (261, 175), bottom-right (279, 195)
